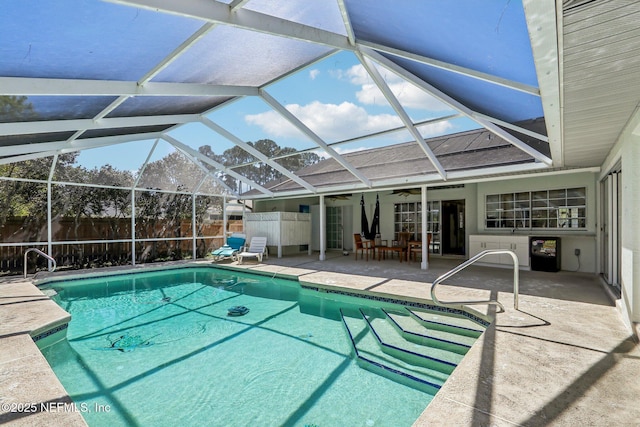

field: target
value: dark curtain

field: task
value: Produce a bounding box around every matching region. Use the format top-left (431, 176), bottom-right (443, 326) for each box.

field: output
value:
top-left (360, 194), bottom-right (370, 237)
top-left (369, 194), bottom-right (380, 238)
top-left (361, 194), bottom-right (380, 240)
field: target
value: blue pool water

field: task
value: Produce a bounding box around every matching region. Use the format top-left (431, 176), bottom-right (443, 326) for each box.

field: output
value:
top-left (40, 267), bottom-right (438, 426)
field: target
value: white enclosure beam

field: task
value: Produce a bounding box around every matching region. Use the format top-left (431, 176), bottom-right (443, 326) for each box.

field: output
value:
top-left (200, 117), bottom-right (318, 193)
top-left (228, 0), bottom-right (250, 11)
top-left (0, 132), bottom-right (164, 157)
top-left (0, 114), bottom-right (200, 137)
top-left (357, 40), bottom-right (540, 97)
top-left (132, 139), bottom-right (160, 189)
top-left (239, 162), bottom-right (552, 200)
top-left (421, 185), bottom-right (429, 270)
top-left (362, 48), bottom-right (553, 166)
top-left (107, 0), bottom-right (353, 51)
top-left (222, 196), bottom-right (228, 244)
top-left (473, 112), bottom-right (549, 142)
top-left (0, 77), bottom-right (259, 97)
top-left (0, 151), bottom-right (63, 166)
top-left (160, 139), bottom-right (239, 196)
top-left (139, 23), bottom-right (217, 84)
top-left (95, 97), bottom-right (130, 121)
top-left (161, 134), bottom-right (271, 196)
top-left (268, 114), bottom-right (462, 162)
top-left (357, 51), bottom-right (447, 179)
top-left (336, 0), bottom-right (356, 46)
top-left (192, 193), bottom-right (197, 260)
top-left (319, 194), bottom-right (326, 261)
top-left (85, 23), bottom-right (218, 127)
top-left (522, 0), bottom-right (563, 166)
top-left (260, 89), bottom-right (372, 187)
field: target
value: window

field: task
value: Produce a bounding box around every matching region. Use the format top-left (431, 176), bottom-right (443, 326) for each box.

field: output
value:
top-left (486, 187), bottom-right (586, 229)
top-left (394, 202), bottom-right (419, 238)
top-left (394, 201), bottom-right (440, 254)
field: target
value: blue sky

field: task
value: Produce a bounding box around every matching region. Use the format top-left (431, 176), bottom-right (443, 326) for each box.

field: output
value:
top-left (1, 0), bottom-right (540, 178)
top-left (77, 50), bottom-right (476, 172)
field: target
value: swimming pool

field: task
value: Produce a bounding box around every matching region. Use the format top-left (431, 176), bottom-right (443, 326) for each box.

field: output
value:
top-left (39, 267), bottom-right (485, 426)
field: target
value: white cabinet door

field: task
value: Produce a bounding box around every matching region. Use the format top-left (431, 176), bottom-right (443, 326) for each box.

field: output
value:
top-left (512, 239), bottom-right (530, 267)
top-left (484, 240), bottom-right (502, 264)
top-left (469, 235), bottom-right (529, 267)
top-left (468, 237), bottom-right (484, 258)
top-left (499, 238), bottom-right (529, 267)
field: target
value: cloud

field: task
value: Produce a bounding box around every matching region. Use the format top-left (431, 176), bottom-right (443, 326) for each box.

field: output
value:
top-left (418, 120), bottom-right (454, 137)
top-left (340, 64), bottom-right (451, 111)
top-left (333, 146), bottom-right (369, 155)
top-left (245, 100), bottom-right (403, 141)
top-left (243, 64), bottom-right (457, 145)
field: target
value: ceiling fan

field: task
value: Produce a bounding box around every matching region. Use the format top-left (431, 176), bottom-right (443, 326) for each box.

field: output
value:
top-left (326, 194), bottom-right (352, 200)
top-left (391, 188), bottom-right (421, 197)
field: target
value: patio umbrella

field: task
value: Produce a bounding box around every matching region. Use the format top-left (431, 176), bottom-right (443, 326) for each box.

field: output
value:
top-left (360, 194), bottom-right (370, 237)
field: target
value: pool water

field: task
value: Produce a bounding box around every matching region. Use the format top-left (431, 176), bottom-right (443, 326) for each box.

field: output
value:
top-left (40, 268), bottom-right (435, 426)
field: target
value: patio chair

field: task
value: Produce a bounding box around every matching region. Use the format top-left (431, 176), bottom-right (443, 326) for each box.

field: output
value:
top-left (354, 234), bottom-right (374, 261)
top-left (211, 233), bottom-right (246, 262)
top-left (237, 236), bottom-right (268, 264)
top-left (409, 233), bottom-right (431, 263)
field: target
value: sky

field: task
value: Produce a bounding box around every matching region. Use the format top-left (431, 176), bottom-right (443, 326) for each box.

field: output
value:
top-left (77, 50), bottom-right (478, 172)
top-left (0, 0), bottom-right (543, 182)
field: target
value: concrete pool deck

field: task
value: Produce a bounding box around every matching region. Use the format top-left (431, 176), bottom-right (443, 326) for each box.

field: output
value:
top-left (1, 253), bottom-right (639, 426)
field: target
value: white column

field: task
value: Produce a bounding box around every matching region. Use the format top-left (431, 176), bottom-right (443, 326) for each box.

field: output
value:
top-left (319, 195), bottom-right (326, 261)
top-left (192, 195), bottom-right (197, 260)
top-left (47, 181), bottom-right (52, 266)
top-left (222, 196), bottom-right (227, 245)
top-left (308, 211), bottom-right (313, 255)
top-left (421, 185), bottom-right (429, 270)
top-left (46, 156), bottom-right (56, 269)
top-left (131, 190), bottom-right (136, 266)
top-left (241, 200), bottom-right (246, 236)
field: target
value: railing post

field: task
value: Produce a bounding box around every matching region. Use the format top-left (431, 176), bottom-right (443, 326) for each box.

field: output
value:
top-left (430, 249), bottom-right (520, 312)
top-left (24, 248), bottom-right (57, 279)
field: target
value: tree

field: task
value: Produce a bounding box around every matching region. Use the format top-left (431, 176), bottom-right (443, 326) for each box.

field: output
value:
top-left (0, 95), bottom-right (35, 121)
top-left (199, 139), bottom-right (320, 193)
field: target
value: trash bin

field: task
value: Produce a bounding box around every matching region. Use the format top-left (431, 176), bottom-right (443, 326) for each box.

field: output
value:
top-left (530, 237), bottom-right (561, 272)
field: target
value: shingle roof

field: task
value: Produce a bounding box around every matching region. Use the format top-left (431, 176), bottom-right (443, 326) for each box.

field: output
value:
top-left (243, 127), bottom-right (535, 196)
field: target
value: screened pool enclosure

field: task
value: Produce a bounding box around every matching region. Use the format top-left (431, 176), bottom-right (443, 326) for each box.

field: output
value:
top-left (1, 0), bottom-right (588, 275)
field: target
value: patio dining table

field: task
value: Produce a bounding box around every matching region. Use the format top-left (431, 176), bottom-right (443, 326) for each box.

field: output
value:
top-left (376, 245), bottom-right (408, 262)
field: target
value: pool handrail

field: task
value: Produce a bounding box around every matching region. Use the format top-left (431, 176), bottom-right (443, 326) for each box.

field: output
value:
top-left (24, 248), bottom-right (57, 278)
top-left (430, 249), bottom-right (519, 313)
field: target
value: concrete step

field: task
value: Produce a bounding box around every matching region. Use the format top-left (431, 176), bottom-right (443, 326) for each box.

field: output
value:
top-left (384, 308), bottom-right (478, 354)
top-left (406, 307), bottom-right (485, 338)
top-left (340, 308), bottom-right (449, 394)
top-left (364, 309), bottom-right (466, 367)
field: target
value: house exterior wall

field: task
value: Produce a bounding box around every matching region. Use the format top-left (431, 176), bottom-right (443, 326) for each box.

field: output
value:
top-left (622, 132), bottom-right (640, 325)
top-left (475, 171), bottom-right (599, 273)
top-left (599, 109), bottom-right (640, 331)
top-left (252, 173), bottom-right (599, 272)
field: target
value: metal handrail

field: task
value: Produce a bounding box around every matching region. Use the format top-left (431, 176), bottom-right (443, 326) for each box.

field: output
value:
top-left (23, 248), bottom-right (57, 279)
top-left (430, 249), bottom-right (520, 313)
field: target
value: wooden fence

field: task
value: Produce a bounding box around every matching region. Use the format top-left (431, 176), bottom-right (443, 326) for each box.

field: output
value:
top-left (1, 217), bottom-right (243, 275)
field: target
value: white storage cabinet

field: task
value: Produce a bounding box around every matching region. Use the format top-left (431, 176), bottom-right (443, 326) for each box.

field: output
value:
top-left (468, 235), bottom-right (530, 268)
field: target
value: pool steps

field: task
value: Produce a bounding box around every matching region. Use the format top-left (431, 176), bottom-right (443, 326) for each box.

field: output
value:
top-left (405, 308), bottom-right (484, 338)
top-left (385, 308), bottom-right (480, 354)
top-left (339, 306), bottom-right (486, 393)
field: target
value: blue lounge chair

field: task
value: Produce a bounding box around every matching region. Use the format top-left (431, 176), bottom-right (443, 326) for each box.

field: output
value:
top-left (211, 233), bottom-right (246, 262)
